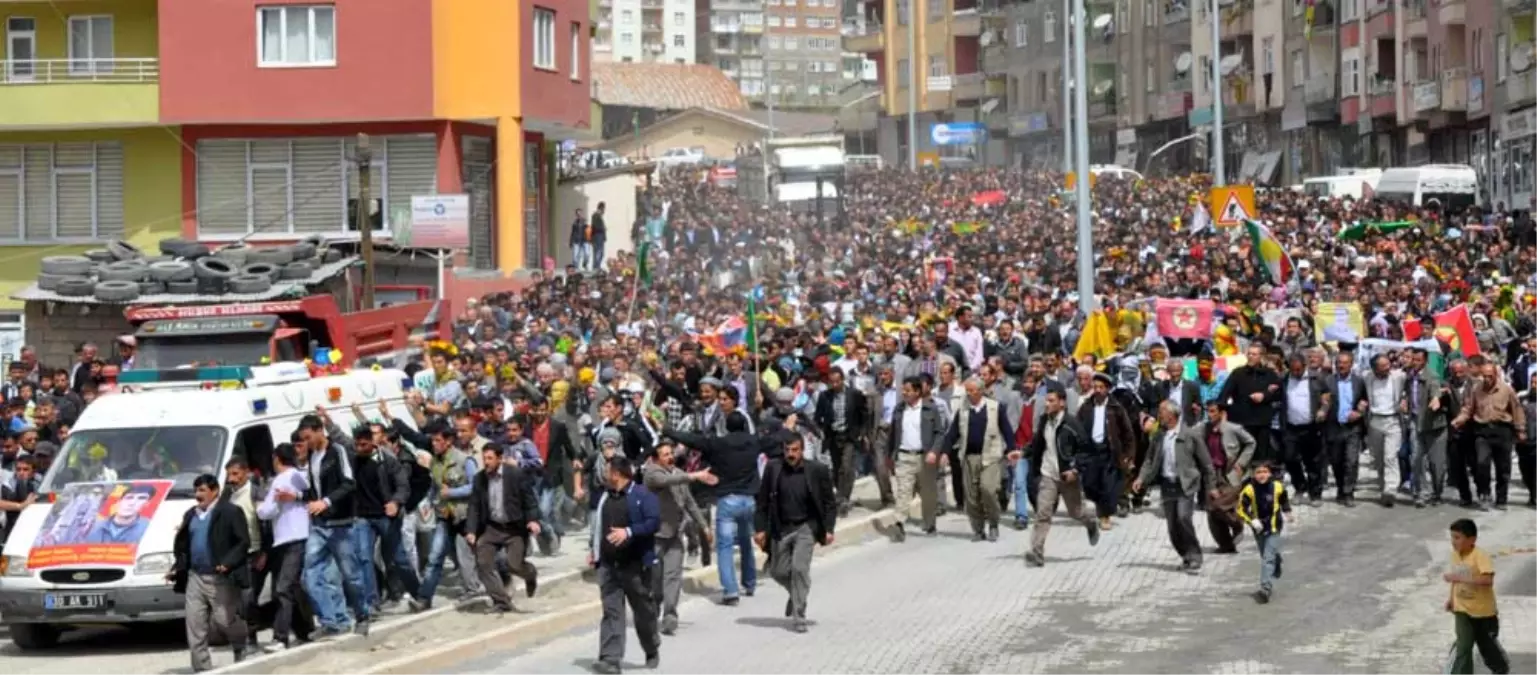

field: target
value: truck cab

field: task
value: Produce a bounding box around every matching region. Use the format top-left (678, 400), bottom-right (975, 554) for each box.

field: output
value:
top-left (124, 295), bottom-right (452, 369)
top-left (0, 363), bottom-right (418, 649)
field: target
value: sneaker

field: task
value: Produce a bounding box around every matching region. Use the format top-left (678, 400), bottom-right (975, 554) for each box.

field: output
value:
top-left (892, 523), bottom-right (907, 543)
top-left (923, 525), bottom-right (937, 536)
top-left (353, 621), bottom-right (371, 637)
top-left (1023, 551), bottom-right (1045, 567)
top-left (591, 660), bottom-right (622, 674)
top-left (1012, 518), bottom-right (1029, 531)
top-left (744, 587), bottom-right (755, 597)
top-left (791, 618), bottom-right (808, 634)
top-left (645, 653), bottom-right (660, 669)
top-left (987, 523), bottom-right (999, 542)
top-left (315, 626), bottom-right (349, 640)
top-left (1253, 589), bottom-right (1271, 604)
top-left (407, 596), bottom-right (428, 613)
top-left (970, 531), bottom-right (986, 542)
top-left (1098, 516), bottom-right (1114, 531)
top-left (1379, 496), bottom-right (1395, 508)
top-left (261, 641), bottom-right (288, 654)
top-left (660, 617), bottom-right (678, 636)
top-left (721, 596), bottom-right (740, 607)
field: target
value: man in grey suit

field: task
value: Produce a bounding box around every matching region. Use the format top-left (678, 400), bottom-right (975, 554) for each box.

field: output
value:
top-left (641, 443), bottom-right (717, 635)
top-left (1195, 401), bottom-right (1257, 553)
top-left (1406, 347), bottom-right (1450, 507)
top-left (1134, 400), bottom-right (1218, 574)
top-left (888, 375), bottom-right (943, 541)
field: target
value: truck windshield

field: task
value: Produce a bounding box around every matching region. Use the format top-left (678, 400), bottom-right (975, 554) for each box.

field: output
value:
top-left (136, 336), bottom-right (270, 369)
top-left (38, 426), bottom-right (228, 497)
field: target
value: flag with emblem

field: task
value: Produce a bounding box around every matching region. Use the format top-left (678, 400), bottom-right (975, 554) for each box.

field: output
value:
top-left (1244, 219), bottom-right (1295, 287)
top-left (1154, 298), bottom-right (1216, 340)
top-left (1431, 304), bottom-right (1480, 357)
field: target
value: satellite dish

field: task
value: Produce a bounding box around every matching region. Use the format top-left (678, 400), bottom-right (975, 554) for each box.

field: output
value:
top-left (980, 31), bottom-right (992, 45)
top-left (1092, 79), bottom-right (1114, 96)
top-left (1219, 54), bottom-right (1243, 76)
top-left (1512, 42), bottom-right (1534, 73)
top-left (1092, 13), bottom-right (1113, 28)
top-left (1175, 52), bottom-right (1193, 72)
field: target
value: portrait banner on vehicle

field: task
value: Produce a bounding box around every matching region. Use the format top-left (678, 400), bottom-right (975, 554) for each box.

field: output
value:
top-left (28, 480), bottom-right (173, 569)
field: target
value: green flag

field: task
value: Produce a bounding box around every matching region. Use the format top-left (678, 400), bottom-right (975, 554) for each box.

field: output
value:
top-left (746, 294), bottom-right (759, 352)
top-left (637, 241), bottom-right (651, 287)
top-left (1336, 220), bottom-right (1416, 241)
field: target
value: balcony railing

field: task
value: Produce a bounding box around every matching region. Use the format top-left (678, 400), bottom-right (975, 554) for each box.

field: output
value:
top-left (1304, 73), bottom-right (1335, 103)
top-left (1411, 80), bottom-right (1439, 114)
top-left (952, 8), bottom-right (982, 36)
top-left (844, 24), bottom-right (884, 52)
top-left (952, 72), bottom-right (986, 99)
top-left (1440, 66), bottom-right (1467, 111)
top-left (1436, 0), bottom-right (1464, 24)
top-left (0, 58), bottom-right (159, 85)
top-left (1164, 2), bottom-right (1190, 23)
top-left (1509, 51), bottom-right (1536, 106)
top-left (1369, 77), bottom-right (1396, 97)
top-left (643, 23), bottom-right (663, 32)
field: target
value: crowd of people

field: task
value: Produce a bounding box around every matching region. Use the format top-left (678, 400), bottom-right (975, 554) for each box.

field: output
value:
top-left (0, 166), bottom-right (1534, 674)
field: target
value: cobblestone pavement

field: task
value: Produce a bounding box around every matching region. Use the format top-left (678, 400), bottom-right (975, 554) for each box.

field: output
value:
top-left (455, 480), bottom-right (1537, 675)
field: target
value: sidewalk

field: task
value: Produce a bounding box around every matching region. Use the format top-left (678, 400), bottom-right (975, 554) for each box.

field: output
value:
top-left (213, 475), bottom-right (895, 675)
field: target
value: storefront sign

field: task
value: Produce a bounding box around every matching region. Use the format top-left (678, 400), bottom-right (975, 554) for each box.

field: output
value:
top-left (1501, 107), bottom-right (1537, 141)
top-left (410, 195), bottom-right (471, 250)
top-left (1468, 75), bottom-right (1484, 113)
top-left (931, 122), bottom-right (986, 146)
top-left (1412, 81), bottom-right (1440, 113)
top-left (1008, 112), bottom-right (1050, 137)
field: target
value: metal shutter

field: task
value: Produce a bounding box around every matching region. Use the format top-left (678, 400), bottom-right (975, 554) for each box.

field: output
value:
top-left (0, 146), bottom-right (18, 240)
top-left (95, 142), bottom-right (124, 239)
top-left (250, 166), bottom-right (291, 234)
top-left (52, 142), bottom-right (95, 239)
top-left (384, 135), bottom-right (437, 231)
top-left (522, 142), bottom-right (540, 269)
top-left (462, 136), bottom-right (493, 269)
top-left (23, 145), bottom-right (51, 240)
top-left (196, 140), bottom-right (250, 236)
top-left (291, 137), bottom-right (344, 233)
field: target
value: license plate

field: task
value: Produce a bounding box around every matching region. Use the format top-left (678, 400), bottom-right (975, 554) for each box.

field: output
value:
top-left (43, 593), bottom-right (106, 611)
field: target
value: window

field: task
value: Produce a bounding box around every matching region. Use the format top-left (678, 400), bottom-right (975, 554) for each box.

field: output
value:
top-left (823, 18), bottom-right (838, 28)
top-left (786, 0), bottom-right (796, 5)
top-left (533, 8), bottom-right (556, 70)
top-left (621, 10), bottom-right (633, 24)
top-left (0, 142), bottom-right (125, 242)
top-left (1119, 72), bottom-right (1129, 99)
top-left (928, 55), bottom-right (945, 77)
top-left (1341, 53), bottom-right (1360, 96)
top-left (673, 33), bottom-right (685, 47)
top-left (570, 22), bottom-right (582, 79)
top-left (808, 61), bottom-right (820, 73)
top-left (1014, 19), bottom-right (1027, 46)
top-left (1146, 61), bottom-right (1154, 92)
top-left (1198, 55), bottom-right (1210, 93)
top-left (768, 15), bottom-right (781, 26)
top-left (620, 32), bottom-right (633, 44)
top-left (770, 59), bottom-right (783, 70)
top-left (258, 5), bottom-right (336, 67)
top-left (673, 11), bottom-right (684, 26)
top-left (825, 60), bottom-right (837, 72)
top-left (897, 0), bottom-right (910, 25)
top-left (785, 36), bottom-right (798, 49)
top-left (1291, 49), bottom-right (1303, 87)
top-left (809, 84), bottom-right (821, 95)
top-left (1044, 11), bottom-right (1055, 42)
top-left (1145, 0), bottom-right (1155, 25)
top-left (1471, 29), bottom-right (1483, 72)
top-left (898, 58), bottom-right (910, 86)
top-left (1496, 33), bottom-right (1507, 82)
top-left (787, 61), bottom-right (799, 70)
top-left (1261, 36), bottom-right (1274, 75)
top-left (67, 16), bottom-right (113, 74)
top-left (786, 16), bottom-right (797, 27)
top-left (768, 36), bottom-right (781, 48)
top-left (1116, 0), bottom-right (1127, 30)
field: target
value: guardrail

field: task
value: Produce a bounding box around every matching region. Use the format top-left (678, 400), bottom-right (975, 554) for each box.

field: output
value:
top-left (0, 58), bottom-right (159, 84)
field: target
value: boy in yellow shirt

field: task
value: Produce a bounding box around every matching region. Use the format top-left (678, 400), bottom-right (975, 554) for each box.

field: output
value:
top-left (1444, 518), bottom-right (1510, 675)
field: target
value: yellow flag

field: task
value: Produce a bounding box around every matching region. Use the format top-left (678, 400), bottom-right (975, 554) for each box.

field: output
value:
top-left (1072, 311), bottom-right (1117, 363)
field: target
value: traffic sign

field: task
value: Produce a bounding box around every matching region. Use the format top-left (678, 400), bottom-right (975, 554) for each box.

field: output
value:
top-left (1209, 185), bottom-right (1256, 227)
top-left (1065, 172), bottom-right (1097, 191)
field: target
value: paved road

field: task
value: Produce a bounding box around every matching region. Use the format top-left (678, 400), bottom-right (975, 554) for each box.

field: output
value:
top-left (452, 491), bottom-right (1537, 674)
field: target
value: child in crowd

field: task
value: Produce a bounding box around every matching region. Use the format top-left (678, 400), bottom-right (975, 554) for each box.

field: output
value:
top-left (1444, 518), bottom-right (1510, 675)
top-left (1236, 461), bottom-right (1289, 604)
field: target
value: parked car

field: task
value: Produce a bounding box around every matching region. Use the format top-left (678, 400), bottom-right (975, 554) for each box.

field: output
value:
top-left (657, 147), bottom-right (705, 166)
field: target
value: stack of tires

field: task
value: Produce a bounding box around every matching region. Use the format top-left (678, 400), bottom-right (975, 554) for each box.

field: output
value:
top-left (34, 236), bottom-right (340, 304)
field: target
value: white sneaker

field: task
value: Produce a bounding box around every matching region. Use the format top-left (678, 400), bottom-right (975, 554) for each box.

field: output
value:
top-left (261, 642), bottom-right (287, 654)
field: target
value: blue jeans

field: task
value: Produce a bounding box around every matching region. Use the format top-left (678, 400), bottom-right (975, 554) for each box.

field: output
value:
top-left (1256, 531), bottom-right (1282, 593)
top-left (538, 485), bottom-right (566, 541)
top-left (351, 516), bottom-right (422, 608)
top-left (1011, 459), bottom-right (1032, 523)
top-left (303, 524), bottom-right (370, 630)
top-left (714, 494), bottom-right (756, 599)
top-left (418, 519), bottom-right (468, 603)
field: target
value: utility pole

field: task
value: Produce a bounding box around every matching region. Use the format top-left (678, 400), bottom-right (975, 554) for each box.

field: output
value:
top-left (906, 0), bottom-right (918, 170)
top-left (1060, 0), bottom-right (1073, 174)
top-left (355, 133), bottom-right (377, 310)
top-left (1209, 0), bottom-right (1225, 185)
top-left (1072, 0), bottom-right (1094, 312)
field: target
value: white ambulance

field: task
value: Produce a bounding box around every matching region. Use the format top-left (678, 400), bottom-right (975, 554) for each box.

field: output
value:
top-left (0, 362), bottom-right (415, 649)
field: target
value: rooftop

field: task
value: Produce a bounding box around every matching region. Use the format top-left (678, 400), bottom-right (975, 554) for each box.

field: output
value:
top-left (592, 63), bottom-right (749, 111)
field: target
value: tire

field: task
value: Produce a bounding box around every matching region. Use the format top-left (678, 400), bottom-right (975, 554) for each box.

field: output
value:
top-left (147, 260), bottom-right (195, 282)
top-left (165, 280), bottom-right (198, 294)
top-left (241, 262), bottom-right (280, 282)
top-left (213, 244), bottom-right (249, 267)
top-left (159, 237), bottom-right (208, 259)
top-left (322, 248), bottom-right (344, 263)
top-left (227, 274), bottom-right (273, 294)
top-left (194, 257), bottom-right (237, 280)
top-left (93, 280), bottom-right (141, 302)
top-left (97, 261), bottom-right (148, 283)
top-left (55, 277), bottom-right (94, 297)
top-left (291, 242), bottom-right (318, 261)
top-left (40, 255), bottom-right (92, 276)
top-left (196, 276), bottom-right (227, 295)
top-left (9, 623), bottom-right (61, 650)
top-left (83, 248), bottom-right (116, 263)
top-left (138, 281), bottom-right (166, 295)
top-left (279, 261), bottom-right (314, 280)
top-left (107, 239), bottom-right (144, 261)
top-left (246, 247), bottom-right (294, 265)
top-left (36, 273), bottom-right (73, 291)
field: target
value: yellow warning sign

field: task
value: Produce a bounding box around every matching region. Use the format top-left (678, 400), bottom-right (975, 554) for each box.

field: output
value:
top-left (1065, 172), bottom-right (1097, 191)
top-left (1209, 185), bottom-right (1256, 227)
top-left (917, 152), bottom-right (941, 168)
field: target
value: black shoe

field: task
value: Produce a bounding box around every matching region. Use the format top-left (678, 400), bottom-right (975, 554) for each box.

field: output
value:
top-left (1253, 589), bottom-right (1271, 604)
top-left (1379, 496), bottom-right (1395, 508)
top-left (592, 660), bottom-right (622, 674)
top-left (1342, 496), bottom-right (1356, 508)
top-left (1086, 521), bottom-right (1101, 547)
top-left (1012, 518), bottom-right (1028, 531)
top-left (987, 523), bottom-right (999, 542)
top-left (700, 547), bottom-right (712, 567)
top-left (721, 596), bottom-right (740, 606)
top-left (923, 525), bottom-right (937, 536)
top-left (1215, 547), bottom-right (1239, 555)
top-left (785, 599), bottom-right (793, 618)
top-left (1414, 499), bottom-right (1426, 508)
top-left (892, 523), bottom-right (907, 543)
top-left (527, 572), bottom-right (539, 598)
top-left (1274, 555), bottom-right (1284, 579)
top-left (1184, 564), bottom-right (1201, 576)
top-left (1493, 502), bottom-right (1508, 511)
top-left (1459, 499), bottom-right (1476, 508)
top-left (1023, 551), bottom-right (1045, 567)
top-left (837, 503), bottom-right (852, 517)
top-left (233, 648), bottom-right (247, 664)
top-left (645, 654), bottom-right (660, 669)
top-left (970, 531), bottom-right (986, 542)
top-left (791, 618), bottom-right (808, 634)
top-left (660, 617), bottom-right (677, 636)
top-left (744, 587), bottom-right (755, 597)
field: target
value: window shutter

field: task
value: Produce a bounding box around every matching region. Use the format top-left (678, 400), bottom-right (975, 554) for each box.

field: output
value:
top-left (196, 140), bottom-right (250, 236)
top-left (0, 171), bottom-right (18, 241)
top-left (23, 145), bottom-right (51, 241)
top-left (54, 171), bottom-right (94, 239)
top-left (95, 142), bottom-right (124, 239)
top-left (291, 137), bottom-right (344, 233)
top-left (384, 135), bottom-right (438, 231)
top-left (462, 136), bottom-right (494, 269)
top-left (250, 166), bottom-right (292, 234)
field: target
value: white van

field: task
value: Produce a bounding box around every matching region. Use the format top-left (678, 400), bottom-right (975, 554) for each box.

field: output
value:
top-left (1302, 168), bottom-right (1383, 200)
top-left (1372, 164), bottom-right (1479, 209)
top-left (0, 363), bottom-right (414, 649)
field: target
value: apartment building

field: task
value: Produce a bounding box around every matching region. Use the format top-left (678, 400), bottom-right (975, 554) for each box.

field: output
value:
top-left (696, 0), bottom-right (767, 96)
top-left (0, 0), bottom-right (590, 308)
top-left (1496, 0), bottom-right (1534, 208)
top-left (594, 0), bottom-right (696, 64)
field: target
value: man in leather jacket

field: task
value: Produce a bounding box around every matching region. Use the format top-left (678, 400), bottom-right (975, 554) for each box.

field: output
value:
top-left (1019, 385), bottom-right (1102, 567)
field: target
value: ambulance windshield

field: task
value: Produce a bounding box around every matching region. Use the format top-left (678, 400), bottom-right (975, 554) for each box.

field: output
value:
top-left (38, 426), bottom-right (229, 497)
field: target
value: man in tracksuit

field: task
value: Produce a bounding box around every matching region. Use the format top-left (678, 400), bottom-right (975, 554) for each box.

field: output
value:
top-left (347, 424), bottom-right (425, 614)
top-left (296, 411), bottom-right (371, 637)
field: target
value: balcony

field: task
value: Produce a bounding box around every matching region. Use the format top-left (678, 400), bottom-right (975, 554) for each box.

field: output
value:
top-left (951, 72), bottom-right (1001, 100)
top-left (1436, 0), bottom-right (1464, 25)
top-left (1440, 67), bottom-right (1467, 111)
top-left (713, 22), bottom-right (742, 33)
top-left (1151, 90), bottom-right (1191, 120)
top-left (1507, 58), bottom-right (1535, 107)
top-left (712, 0), bottom-right (762, 9)
top-left (0, 59), bottom-right (160, 129)
top-left (1367, 77), bottom-right (1397, 117)
top-left (643, 22), bottom-right (663, 33)
top-left (1221, 3), bottom-right (1253, 36)
top-left (981, 43), bottom-right (1009, 73)
top-left (1304, 75), bottom-right (1338, 122)
top-left (1221, 82), bottom-right (1256, 117)
top-left (644, 42), bottom-right (665, 54)
top-left (1404, 0), bottom-right (1426, 38)
top-left (1410, 80), bottom-right (1439, 116)
top-left (1504, 0), bottom-right (1535, 13)
top-left (1164, 2), bottom-right (1190, 24)
top-left (845, 24), bottom-right (884, 52)
top-left (952, 8), bottom-right (982, 36)
top-left (715, 43), bottom-right (737, 54)
top-left (641, 0), bottom-right (664, 7)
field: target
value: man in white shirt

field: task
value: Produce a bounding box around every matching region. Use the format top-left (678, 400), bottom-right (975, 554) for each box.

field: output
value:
top-left (949, 306), bottom-right (986, 374)
top-left (1364, 355), bottom-right (1407, 508)
top-left (889, 377), bottom-right (941, 541)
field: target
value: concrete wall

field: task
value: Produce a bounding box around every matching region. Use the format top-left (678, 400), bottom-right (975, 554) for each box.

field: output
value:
top-left (552, 169), bottom-right (645, 267)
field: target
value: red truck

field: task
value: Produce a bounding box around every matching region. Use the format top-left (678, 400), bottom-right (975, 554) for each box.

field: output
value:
top-left (123, 295), bottom-right (453, 369)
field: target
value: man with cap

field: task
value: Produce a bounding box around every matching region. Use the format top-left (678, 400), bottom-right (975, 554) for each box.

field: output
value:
top-left (1075, 371), bottom-right (1136, 532)
top-left (115, 335), bottom-right (137, 371)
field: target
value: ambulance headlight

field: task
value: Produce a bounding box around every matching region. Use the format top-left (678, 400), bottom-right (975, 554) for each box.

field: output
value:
top-left (134, 552), bottom-right (175, 576)
top-left (1, 555), bottom-right (28, 577)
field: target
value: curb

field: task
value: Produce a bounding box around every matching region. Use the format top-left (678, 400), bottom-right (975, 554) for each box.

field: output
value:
top-left (364, 506), bottom-right (904, 675)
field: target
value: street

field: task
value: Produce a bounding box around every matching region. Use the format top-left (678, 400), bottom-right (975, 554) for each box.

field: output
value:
top-left (448, 492), bottom-right (1537, 675)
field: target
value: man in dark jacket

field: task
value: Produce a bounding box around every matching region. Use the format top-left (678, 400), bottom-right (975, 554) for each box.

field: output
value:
top-left (347, 424), bottom-right (425, 612)
top-left (641, 442), bottom-right (715, 635)
top-left (813, 368), bottom-right (868, 515)
top-left (1021, 386), bottom-right (1101, 566)
top-left (170, 475), bottom-right (251, 672)
top-left (466, 445), bottom-right (542, 614)
top-left (1074, 373), bottom-right (1136, 530)
top-left (754, 434), bottom-right (836, 633)
top-left (296, 411), bottom-right (371, 636)
top-left (588, 455), bottom-right (661, 674)
top-left (1218, 344), bottom-right (1282, 464)
top-left (526, 400), bottom-right (577, 556)
top-left (1322, 351), bottom-right (1370, 507)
